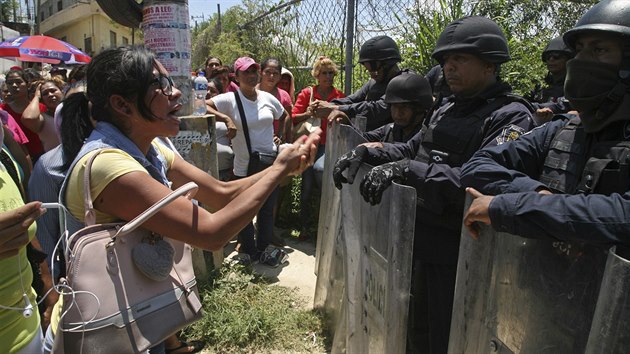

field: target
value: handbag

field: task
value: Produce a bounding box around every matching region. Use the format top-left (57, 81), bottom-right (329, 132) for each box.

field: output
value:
top-left (233, 91), bottom-right (277, 176)
top-left (293, 86), bottom-right (321, 137)
top-left (58, 150), bottom-right (203, 354)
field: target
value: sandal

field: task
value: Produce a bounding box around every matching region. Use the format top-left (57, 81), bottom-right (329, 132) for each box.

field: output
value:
top-left (165, 339), bottom-right (205, 354)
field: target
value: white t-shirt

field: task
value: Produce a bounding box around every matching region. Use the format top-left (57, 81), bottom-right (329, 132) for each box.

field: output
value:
top-left (212, 90), bottom-right (284, 176)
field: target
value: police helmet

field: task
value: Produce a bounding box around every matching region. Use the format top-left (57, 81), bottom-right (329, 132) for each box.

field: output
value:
top-left (563, 0), bottom-right (630, 50)
top-left (384, 72), bottom-right (433, 109)
top-left (541, 36), bottom-right (574, 61)
top-left (563, 0), bottom-right (630, 74)
top-left (358, 35), bottom-right (401, 63)
top-left (432, 16), bottom-right (510, 64)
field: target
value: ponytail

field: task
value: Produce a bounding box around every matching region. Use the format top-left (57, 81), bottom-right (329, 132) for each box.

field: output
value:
top-left (61, 92), bottom-right (93, 170)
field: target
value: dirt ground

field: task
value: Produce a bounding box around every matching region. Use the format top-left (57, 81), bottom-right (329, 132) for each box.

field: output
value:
top-left (223, 227), bottom-right (318, 308)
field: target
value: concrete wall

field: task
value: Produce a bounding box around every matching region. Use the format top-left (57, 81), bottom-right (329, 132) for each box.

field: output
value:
top-left (39, 0), bottom-right (141, 56)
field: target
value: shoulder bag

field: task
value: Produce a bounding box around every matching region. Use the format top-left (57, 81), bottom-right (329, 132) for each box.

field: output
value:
top-left (57, 150), bottom-right (203, 354)
top-left (293, 86), bottom-right (321, 137)
top-left (233, 91), bottom-right (277, 175)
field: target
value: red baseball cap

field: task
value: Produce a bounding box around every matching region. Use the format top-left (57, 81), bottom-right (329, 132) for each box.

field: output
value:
top-left (233, 57), bottom-right (260, 72)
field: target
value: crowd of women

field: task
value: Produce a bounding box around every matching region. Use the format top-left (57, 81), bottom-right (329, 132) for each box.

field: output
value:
top-left (0, 45), bottom-right (330, 353)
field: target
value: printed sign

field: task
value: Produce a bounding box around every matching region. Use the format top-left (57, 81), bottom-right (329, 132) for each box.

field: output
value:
top-left (141, 3), bottom-right (191, 76)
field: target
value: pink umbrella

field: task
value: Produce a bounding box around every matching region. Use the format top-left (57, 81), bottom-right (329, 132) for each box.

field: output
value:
top-left (0, 35), bottom-right (91, 64)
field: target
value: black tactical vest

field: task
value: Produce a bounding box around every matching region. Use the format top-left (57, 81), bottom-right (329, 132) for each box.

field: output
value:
top-left (540, 117), bottom-right (630, 195)
top-left (413, 94), bottom-right (532, 228)
top-left (415, 94), bottom-right (531, 167)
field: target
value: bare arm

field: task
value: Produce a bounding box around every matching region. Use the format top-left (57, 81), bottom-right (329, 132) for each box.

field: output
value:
top-left (21, 84), bottom-right (45, 133)
top-left (3, 126), bottom-right (32, 184)
top-left (282, 108), bottom-right (293, 143)
top-left (29, 237), bottom-right (58, 330)
top-left (293, 108), bottom-right (315, 123)
top-left (205, 98), bottom-right (237, 139)
top-left (274, 110), bottom-right (288, 144)
top-left (167, 154), bottom-right (274, 211)
top-left (95, 133), bottom-right (319, 251)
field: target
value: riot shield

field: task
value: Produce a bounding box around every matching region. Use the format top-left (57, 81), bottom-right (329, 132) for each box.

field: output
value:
top-left (450, 196), bottom-right (608, 353)
top-left (314, 123), bottom-right (366, 306)
top-left (339, 166), bottom-right (416, 354)
top-left (313, 123), bottom-right (367, 350)
top-left (585, 247), bottom-right (630, 353)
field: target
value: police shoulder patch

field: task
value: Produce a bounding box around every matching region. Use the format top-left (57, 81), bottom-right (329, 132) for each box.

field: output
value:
top-left (496, 124), bottom-right (526, 144)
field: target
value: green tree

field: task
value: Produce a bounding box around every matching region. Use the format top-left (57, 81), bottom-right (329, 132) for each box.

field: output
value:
top-left (395, 0), bottom-right (596, 95)
top-left (191, 5), bottom-right (250, 69)
top-left (0, 0), bottom-right (18, 24)
top-left (191, 0), bottom-right (346, 92)
top-left (472, 0), bottom-right (596, 95)
top-left (397, 0), bottom-right (466, 76)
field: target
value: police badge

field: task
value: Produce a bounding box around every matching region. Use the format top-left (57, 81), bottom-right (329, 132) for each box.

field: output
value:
top-left (496, 124), bottom-right (526, 144)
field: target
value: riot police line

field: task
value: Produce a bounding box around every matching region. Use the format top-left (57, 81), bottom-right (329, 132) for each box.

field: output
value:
top-left (313, 122), bottom-right (416, 354)
top-left (313, 122), bottom-right (630, 353)
top-left (452, 213), bottom-right (630, 353)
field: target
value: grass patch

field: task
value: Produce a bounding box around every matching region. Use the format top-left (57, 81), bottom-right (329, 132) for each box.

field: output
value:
top-left (183, 263), bottom-right (329, 353)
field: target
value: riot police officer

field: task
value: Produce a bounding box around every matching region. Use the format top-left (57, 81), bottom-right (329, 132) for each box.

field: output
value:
top-left (311, 35), bottom-right (402, 132)
top-left (425, 64), bottom-right (452, 106)
top-left (462, 0), bottom-right (630, 247)
top-left (530, 36), bottom-right (575, 123)
top-left (333, 16), bottom-right (535, 354)
top-left (362, 72), bottom-right (433, 144)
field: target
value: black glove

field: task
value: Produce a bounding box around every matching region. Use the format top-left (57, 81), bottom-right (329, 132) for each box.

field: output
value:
top-left (360, 159), bottom-right (409, 205)
top-left (332, 145), bottom-right (368, 190)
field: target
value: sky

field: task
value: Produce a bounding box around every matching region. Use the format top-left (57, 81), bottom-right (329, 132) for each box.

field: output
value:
top-left (187, 0), bottom-right (243, 24)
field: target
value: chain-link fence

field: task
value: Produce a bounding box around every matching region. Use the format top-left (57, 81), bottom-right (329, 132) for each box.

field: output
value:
top-left (235, 0), bottom-right (596, 96)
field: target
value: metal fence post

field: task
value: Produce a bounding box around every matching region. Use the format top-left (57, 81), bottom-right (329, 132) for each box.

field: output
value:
top-left (344, 0), bottom-right (356, 96)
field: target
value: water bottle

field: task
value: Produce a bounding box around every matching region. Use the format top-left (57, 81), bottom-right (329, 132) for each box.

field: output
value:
top-left (193, 72), bottom-right (208, 116)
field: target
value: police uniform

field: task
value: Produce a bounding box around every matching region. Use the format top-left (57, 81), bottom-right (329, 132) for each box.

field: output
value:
top-left (361, 81), bottom-right (535, 353)
top-left (334, 17), bottom-right (537, 354)
top-left (461, 0), bottom-right (630, 247)
top-left (332, 76), bottom-right (396, 131)
top-left (529, 36), bottom-right (574, 114)
top-left (462, 111), bottom-right (630, 244)
top-left (365, 82), bottom-right (534, 261)
top-left (362, 121), bottom-right (423, 143)
top-left (334, 35), bottom-right (403, 132)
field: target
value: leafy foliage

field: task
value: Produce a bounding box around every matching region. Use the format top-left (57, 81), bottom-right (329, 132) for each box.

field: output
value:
top-left (396, 0), bottom-right (597, 95)
top-left (0, 0), bottom-right (19, 23)
top-left (191, 0), bottom-right (598, 95)
top-left (397, 0), bottom-right (466, 76)
top-left (471, 0), bottom-right (596, 94)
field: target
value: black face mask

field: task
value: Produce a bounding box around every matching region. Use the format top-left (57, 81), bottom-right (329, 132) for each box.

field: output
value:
top-left (565, 59), bottom-right (628, 132)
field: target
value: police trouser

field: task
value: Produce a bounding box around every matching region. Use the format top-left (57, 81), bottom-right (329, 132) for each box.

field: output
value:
top-left (407, 258), bottom-right (457, 354)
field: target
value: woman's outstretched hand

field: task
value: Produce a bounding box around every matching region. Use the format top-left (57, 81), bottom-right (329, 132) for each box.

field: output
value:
top-left (275, 128), bottom-right (322, 176)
